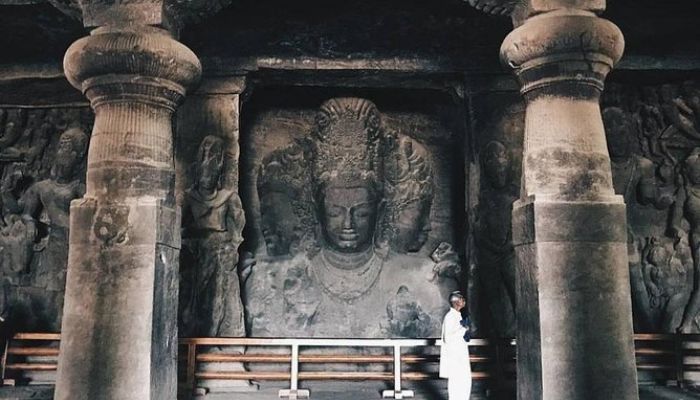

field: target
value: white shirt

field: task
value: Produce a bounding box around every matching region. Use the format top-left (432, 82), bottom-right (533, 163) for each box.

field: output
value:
top-left (439, 307), bottom-right (471, 379)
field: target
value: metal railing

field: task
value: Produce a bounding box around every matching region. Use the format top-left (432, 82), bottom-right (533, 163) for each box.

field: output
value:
top-left (3, 333), bottom-right (699, 399)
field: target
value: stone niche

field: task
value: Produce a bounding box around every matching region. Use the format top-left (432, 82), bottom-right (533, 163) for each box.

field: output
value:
top-left (0, 106), bottom-right (93, 333)
top-left (238, 87), bottom-right (466, 338)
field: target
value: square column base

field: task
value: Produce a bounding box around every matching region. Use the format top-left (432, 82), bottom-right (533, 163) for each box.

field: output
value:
top-left (54, 198), bottom-right (180, 400)
top-left (513, 198), bottom-right (639, 400)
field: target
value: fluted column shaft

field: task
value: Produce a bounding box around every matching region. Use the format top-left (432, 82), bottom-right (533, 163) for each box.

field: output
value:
top-left (501, 9), bottom-right (639, 400)
top-left (55, 25), bottom-right (201, 400)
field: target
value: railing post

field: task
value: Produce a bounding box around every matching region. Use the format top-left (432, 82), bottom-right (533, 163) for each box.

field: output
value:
top-left (382, 344), bottom-right (414, 399)
top-left (675, 333), bottom-right (684, 388)
top-left (0, 335), bottom-right (8, 386)
top-left (186, 343), bottom-right (197, 396)
top-left (494, 339), bottom-right (504, 397)
top-left (279, 342), bottom-right (310, 399)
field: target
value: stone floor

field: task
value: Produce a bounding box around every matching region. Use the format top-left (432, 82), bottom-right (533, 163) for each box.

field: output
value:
top-left (2, 383), bottom-right (700, 400)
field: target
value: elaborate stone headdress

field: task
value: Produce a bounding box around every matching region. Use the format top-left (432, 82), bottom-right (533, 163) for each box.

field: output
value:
top-left (312, 98), bottom-right (383, 193)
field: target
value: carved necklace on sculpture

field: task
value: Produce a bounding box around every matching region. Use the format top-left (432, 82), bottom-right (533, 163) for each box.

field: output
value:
top-left (310, 246), bottom-right (385, 302)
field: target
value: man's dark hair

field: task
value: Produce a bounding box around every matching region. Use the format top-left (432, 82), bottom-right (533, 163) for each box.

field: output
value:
top-left (449, 291), bottom-right (465, 307)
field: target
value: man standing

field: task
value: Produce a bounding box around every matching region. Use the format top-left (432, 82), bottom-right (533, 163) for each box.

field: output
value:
top-left (440, 291), bottom-right (472, 400)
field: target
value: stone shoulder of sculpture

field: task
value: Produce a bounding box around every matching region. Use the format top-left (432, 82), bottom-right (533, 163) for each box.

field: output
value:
top-left (247, 97), bottom-right (460, 338)
top-left (0, 108), bottom-right (91, 332)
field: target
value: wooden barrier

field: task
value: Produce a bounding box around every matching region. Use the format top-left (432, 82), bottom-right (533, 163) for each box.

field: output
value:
top-left (1, 333), bottom-right (697, 398)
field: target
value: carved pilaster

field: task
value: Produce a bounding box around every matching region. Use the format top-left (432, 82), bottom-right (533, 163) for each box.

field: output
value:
top-left (499, 6), bottom-right (639, 400)
top-left (55, 24), bottom-right (201, 400)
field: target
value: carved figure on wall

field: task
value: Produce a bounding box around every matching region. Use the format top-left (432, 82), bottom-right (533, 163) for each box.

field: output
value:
top-left (180, 135), bottom-right (247, 338)
top-left (18, 127), bottom-right (87, 331)
top-left (640, 237), bottom-right (691, 332)
top-left (383, 132), bottom-right (433, 253)
top-left (246, 97), bottom-right (459, 338)
top-left (670, 148), bottom-right (700, 332)
top-left (660, 84), bottom-right (700, 142)
top-left (476, 140), bottom-right (517, 336)
top-left (603, 106), bottom-right (680, 331)
top-left (0, 174), bottom-right (35, 284)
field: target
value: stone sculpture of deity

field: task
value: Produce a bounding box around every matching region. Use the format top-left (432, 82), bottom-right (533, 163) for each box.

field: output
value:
top-left (670, 148), bottom-right (700, 333)
top-left (477, 139), bottom-right (518, 336)
top-left (247, 97), bottom-right (460, 338)
top-left (179, 135), bottom-right (247, 338)
top-left (19, 127), bottom-right (88, 331)
top-left (640, 237), bottom-right (691, 332)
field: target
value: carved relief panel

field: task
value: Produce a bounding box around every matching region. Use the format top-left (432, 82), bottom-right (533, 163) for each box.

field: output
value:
top-left (0, 107), bottom-right (93, 332)
top-left (240, 89), bottom-right (466, 338)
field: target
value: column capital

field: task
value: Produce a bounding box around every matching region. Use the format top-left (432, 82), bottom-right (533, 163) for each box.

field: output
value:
top-left (64, 26), bottom-right (201, 111)
top-left (500, 11), bottom-right (624, 98)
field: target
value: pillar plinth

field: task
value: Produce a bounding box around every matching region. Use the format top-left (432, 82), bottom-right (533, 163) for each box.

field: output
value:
top-left (55, 26), bottom-right (201, 400)
top-left (501, 10), bottom-right (639, 400)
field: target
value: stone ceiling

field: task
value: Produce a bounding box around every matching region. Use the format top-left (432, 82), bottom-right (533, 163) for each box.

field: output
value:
top-left (0, 0), bottom-right (698, 72)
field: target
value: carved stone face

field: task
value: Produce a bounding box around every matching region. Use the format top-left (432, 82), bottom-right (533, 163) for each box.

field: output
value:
top-left (483, 141), bottom-right (510, 189)
top-left (197, 137), bottom-right (224, 192)
top-left (649, 245), bottom-right (669, 266)
top-left (320, 185), bottom-right (378, 253)
top-left (53, 131), bottom-right (83, 180)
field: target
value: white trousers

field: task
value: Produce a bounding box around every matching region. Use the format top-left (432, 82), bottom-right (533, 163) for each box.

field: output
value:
top-left (447, 375), bottom-right (471, 400)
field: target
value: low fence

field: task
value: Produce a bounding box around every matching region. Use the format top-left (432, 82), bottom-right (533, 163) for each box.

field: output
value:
top-left (0, 333), bottom-right (697, 399)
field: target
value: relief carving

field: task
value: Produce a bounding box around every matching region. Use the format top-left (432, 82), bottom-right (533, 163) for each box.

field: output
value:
top-left (0, 108), bottom-right (91, 332)
top-left (601, 80), bottom-right (700, 333)
top-left (179, 135), bottom-right (247, 338)
top-left (246, 97), bottom-right (460, 338)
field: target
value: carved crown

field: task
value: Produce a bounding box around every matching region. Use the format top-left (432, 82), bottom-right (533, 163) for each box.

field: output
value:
top-left (312, 98), bottom-right (383, 191)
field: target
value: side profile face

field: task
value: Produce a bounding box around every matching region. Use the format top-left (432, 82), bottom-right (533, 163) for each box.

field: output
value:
top-left (197, 136), bottom-right (224, 192)
top-left (392, 199), bottom-right (431, 253)
top-left (320, 185), bottom-right (378, 254)
top-left (260, 190), bottom-right (299, 256)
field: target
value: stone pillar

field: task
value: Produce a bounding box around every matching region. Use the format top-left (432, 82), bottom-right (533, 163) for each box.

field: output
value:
top-left (54, 25), bottom-right (201, 400)
top-left (500, 4), bottom-right (639, 400)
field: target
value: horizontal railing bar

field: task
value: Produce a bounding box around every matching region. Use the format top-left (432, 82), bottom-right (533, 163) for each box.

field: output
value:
top-left (195, 354), bottom-right (490, 364)
top-left (11, 333), bottom-right (61, 341)
top-left (7, 348), bottom-right (60, 356)
top-left (195, 371), bottom-right (492, 381)
top-left (5, 363), bottom-right (57, 371)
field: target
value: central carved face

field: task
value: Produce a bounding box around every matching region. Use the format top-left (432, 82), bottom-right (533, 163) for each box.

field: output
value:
top-left (320, 185), bottom-right (378, 253)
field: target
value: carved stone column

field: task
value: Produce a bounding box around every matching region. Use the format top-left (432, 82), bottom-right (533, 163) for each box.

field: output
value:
top-left (497, 2), bottom-right (638, 399)
top-left (55, 22), bottom-right (201, 400)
